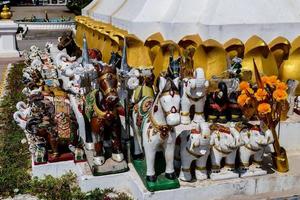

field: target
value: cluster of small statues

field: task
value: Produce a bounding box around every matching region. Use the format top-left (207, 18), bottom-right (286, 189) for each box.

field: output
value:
top-left (13, 32), bottom-right (299, 190)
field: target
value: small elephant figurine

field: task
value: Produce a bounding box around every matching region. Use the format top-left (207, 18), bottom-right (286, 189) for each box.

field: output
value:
top-left (181, 68), bottom-right (209, 124)
top-left (239, 123), bottom-right (274, 177)
top-left (179, 122), bottom-right (211, 181)
top-left (210, 123), bottom-right (243, 180)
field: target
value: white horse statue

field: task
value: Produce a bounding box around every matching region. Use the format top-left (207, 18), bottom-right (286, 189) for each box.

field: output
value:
top-left (210, 123), bottom-right (243, 180)
top-left (181, 68), bottom-right (209, 124)
top-left (178, 122), bottom-right (211, 181)
top-left (133, 76), bottom-right (181, 182)
top-left (239, 123), bottom-right (274, 177)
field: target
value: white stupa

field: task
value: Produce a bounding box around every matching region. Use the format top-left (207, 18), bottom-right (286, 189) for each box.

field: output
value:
top-left (82, 0), bottom-right (300, 42)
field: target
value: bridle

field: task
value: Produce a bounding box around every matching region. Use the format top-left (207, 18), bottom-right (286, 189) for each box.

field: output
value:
top-left (148, 87), bottom-right (180, 136)
top-left (58, 36), bottom-right (73, 49)
top-left (98, 72), bottom-right (118, 97)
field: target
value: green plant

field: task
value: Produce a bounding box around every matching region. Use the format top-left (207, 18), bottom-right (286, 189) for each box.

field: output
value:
top-left (0, 63), bottom-right (31, 196)
top-left (28, 172), bottom-right (132, 200)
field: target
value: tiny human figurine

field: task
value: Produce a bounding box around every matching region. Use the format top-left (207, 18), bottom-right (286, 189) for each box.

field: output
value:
top-left (205, 81), bottom-right (229, 123)
top-left (228, 91), bottom-right (243, 122)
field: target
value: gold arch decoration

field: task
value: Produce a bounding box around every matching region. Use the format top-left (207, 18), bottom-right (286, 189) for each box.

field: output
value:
top-left (223, 38), bottom-right (244, 59)
top-left (178, 34), bottom-right (202, 54)
top-left (194, 39), bottom-right (228, 79)
top-left (126, 34), bottom-right (152, 68)
top-left (269, 36), bottom-right (291, 69)
top-left (144, 32), bottom-right (164, 63)
top-left (74, 16), bottom-right (90, 47)
top-left (242, 35), bottom-right (278, 82)
top-left (152, 40), bottom-right (181, 79)
top-left (279, 36), bottom-right (300, 95)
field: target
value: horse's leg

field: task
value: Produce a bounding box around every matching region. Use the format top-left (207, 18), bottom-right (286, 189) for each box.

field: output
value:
top-left (163, 132), bottom-right (177, 180)
top-left (144, 141), bottom-right (157, 182)
top-left (110, 118), bottom-right (124, 162)
top-left (48, 131), bottom-right (59, 157)
top-left (193, 99), bottom-right (205, 123)
top-left (91, 118), bottom-right (105, 165)
top-left (181, 96), bottom-right (191, 124)
top-left (133, 129), bottom-right (143, 157)
top-left (132, 112), bottom-right (143, 157)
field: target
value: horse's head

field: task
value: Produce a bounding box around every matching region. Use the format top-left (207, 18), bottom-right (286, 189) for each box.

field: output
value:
top-left (157, 76), bottom-right (181, 126)
top-left (183, 68), bottom-right (209, 98)
top-left (57, 32), bottom-right (73, 51)
top-left (109, 52), bottom-right (122, 69)
top-left (89, 49), bottom-right (102, 61)
top-left (98, 64), bottom-right (119, 107)
top-left (167, 56), bottom-right (181, 79)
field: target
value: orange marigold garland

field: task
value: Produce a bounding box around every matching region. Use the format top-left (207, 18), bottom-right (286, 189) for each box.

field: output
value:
top-left (254, 88), bottom-right (268, 101)
top-left (276, 82), bottom-right (288, 91)
top-left (273, 89), bottom-right (288, 102)
top-left (257, 103), bottom-right (271, 115)
top-left (237, 94), bottom-right (250, 106)
top-left (239, 81), bottom-right (250, 90)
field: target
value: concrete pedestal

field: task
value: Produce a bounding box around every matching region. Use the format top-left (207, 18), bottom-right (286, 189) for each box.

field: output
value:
top-left (0, 20), bottom-right (19, 58)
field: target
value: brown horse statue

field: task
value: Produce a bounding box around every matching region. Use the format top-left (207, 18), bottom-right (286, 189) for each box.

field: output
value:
top-left (57, 31), bottom-right (102, 60)
top-left (85, 62), bottom-right (124, 166)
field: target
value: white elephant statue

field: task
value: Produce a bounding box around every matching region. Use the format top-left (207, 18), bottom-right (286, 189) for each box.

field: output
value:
top-left (22, 86), bottom-right (42, 97)
top-left (133, 76), bottom-right (181, 182)
top-left (13, 110), bottom-right (28, 130)
top-left (239, 123), bottom-right (274, 177)
top-left (30, 58), bottom-right (43, 72)
top-left (210, 122), bottom-right (243, 180)
top-left (45, 42), bottom-right (67, 63)
top-left (178, 122), bottom-right (211, 181)
top-left (13, 101), bottom-right (32, 130)
top-left (181, 68), bottom-right (209, 124)
top-left (16, 101), bottom-right (31, 116)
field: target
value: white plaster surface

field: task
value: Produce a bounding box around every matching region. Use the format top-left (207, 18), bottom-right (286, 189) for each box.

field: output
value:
top-left (31, 159), bottom-right (79, 178)
top-left (83, 0), bottom-right (300, 42)
top-left (0, 20), bottom-right (19, 58)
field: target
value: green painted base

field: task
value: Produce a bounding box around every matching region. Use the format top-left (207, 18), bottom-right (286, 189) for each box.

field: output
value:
top-left (132, 152), bottom-right (180, 192)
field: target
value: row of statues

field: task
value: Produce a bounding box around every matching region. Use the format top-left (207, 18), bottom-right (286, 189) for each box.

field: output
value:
top-left (13, 31), bottom-right (298, 191)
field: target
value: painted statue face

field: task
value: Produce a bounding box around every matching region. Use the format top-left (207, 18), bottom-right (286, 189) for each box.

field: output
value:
top-left (158, 77), bottom-right (181, 126)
